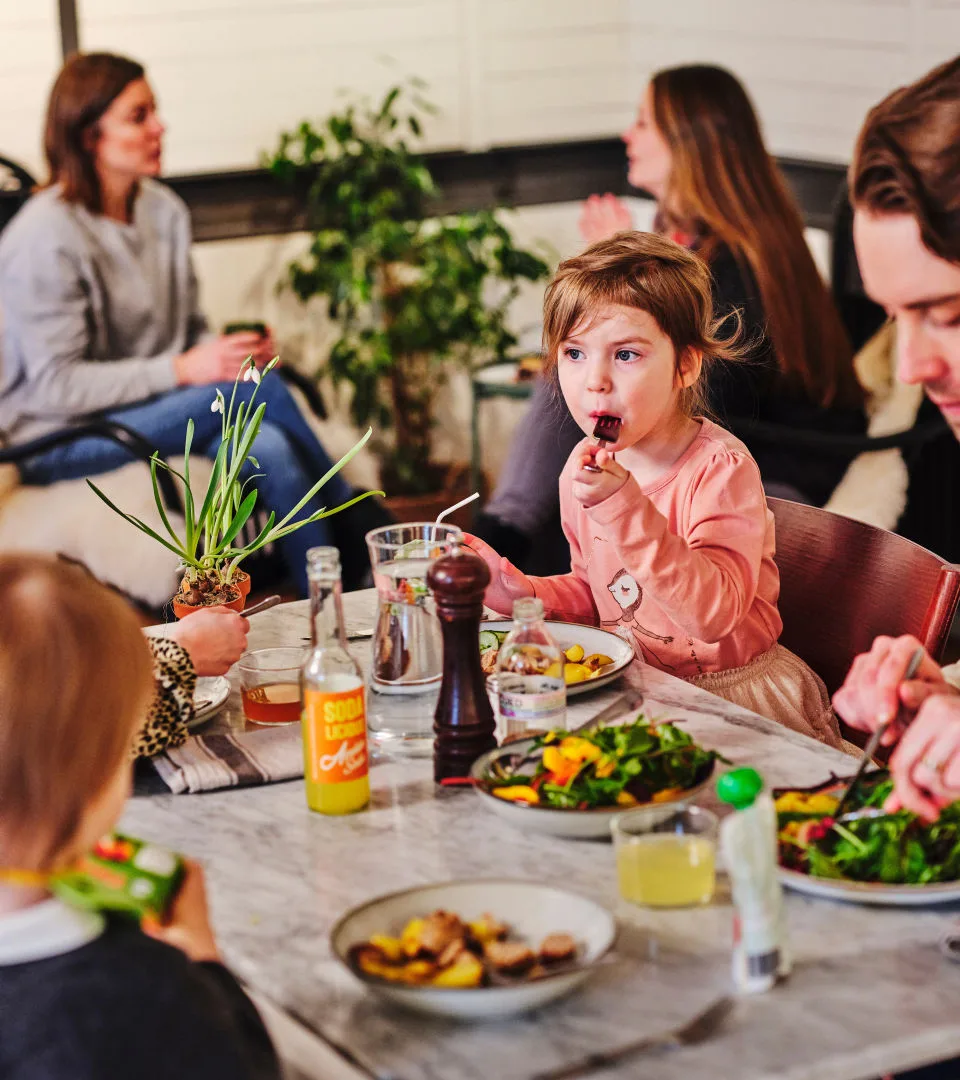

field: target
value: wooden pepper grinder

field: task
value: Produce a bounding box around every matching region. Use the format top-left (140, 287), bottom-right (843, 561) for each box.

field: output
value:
top-left (427, 545), bottom-right (497, 782)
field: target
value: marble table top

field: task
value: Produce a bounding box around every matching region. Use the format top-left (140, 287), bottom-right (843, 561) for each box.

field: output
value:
top-left (128, 592), bottom-right (960, 1080)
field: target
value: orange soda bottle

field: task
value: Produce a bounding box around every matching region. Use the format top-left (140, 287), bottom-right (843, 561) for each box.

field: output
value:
top-left (300, 547), bottom-right (369, 814)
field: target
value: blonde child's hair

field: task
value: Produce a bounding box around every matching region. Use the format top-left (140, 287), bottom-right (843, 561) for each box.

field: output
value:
top-left (542, 231), bottom-right (745, 416)
top-left (0, 555), bottom-right (153, 870)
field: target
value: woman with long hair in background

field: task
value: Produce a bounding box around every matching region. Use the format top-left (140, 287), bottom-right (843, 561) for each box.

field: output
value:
top-left (476, 64), bottom-right (864, 570)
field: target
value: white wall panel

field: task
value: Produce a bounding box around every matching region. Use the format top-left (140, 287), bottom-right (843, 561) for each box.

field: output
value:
top-left (0, 8), bottom-right (61, 176)
top-left (81, 0), bottom-right (467, 172)
top-left (57, 0), bottom-right (960, 172)
top-left (628, 0), bottom-right (958, 164)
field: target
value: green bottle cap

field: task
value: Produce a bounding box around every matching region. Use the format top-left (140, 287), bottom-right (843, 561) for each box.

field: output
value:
top-left (716, 767), bottom-right (764, 809)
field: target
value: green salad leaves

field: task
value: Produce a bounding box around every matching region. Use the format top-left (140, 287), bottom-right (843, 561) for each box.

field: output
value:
top-left (777, 774), bottom-right (960, 885)
top-left (485, 718), bottom-right (726, 810)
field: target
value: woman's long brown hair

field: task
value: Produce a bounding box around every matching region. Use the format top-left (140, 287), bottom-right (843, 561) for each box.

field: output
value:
top-left (651, 64), bottom-right (862, 408)
top-left (43, 52), bottom-right (144, 213)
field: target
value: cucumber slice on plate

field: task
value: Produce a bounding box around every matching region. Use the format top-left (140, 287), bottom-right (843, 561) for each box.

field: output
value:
top-left (478, 630), bottom-right (500, 652)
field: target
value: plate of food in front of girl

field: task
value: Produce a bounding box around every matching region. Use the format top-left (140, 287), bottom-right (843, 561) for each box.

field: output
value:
top-left (479, 621), bottom-right (633, 697)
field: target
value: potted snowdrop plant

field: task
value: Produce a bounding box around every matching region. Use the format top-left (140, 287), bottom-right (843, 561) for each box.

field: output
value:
top-left (88, 358), bottom-right (378, 617)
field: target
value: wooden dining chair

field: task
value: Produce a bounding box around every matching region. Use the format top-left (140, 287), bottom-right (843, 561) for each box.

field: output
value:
top-left (768, 497), bottom-right (960, 698)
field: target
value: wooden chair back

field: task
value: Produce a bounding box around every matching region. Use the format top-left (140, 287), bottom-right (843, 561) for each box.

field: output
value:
top-left (768, 497), bottom-right (960, 697)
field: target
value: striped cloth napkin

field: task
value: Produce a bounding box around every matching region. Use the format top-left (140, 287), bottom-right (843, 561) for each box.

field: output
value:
top-left (152, 726), bottom-right (303, 794)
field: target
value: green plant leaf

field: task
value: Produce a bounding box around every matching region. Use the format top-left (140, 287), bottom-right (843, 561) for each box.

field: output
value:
top-left (265, 489), bottom-right (384, 544)
top-left (182, 419), bottom-right (196, 550)
top-left (196, 437), bottom-right (228, 522)
top-left (86, 481), bottom-right (194, 562)
top-left (149, 456), bottom-right (186, 548)
top-left (271, 427), bottom-right (374, 531)
top-left (217, 488), bottom-right (259, 548)
top-left (377, 86), bottom-right (400, 121)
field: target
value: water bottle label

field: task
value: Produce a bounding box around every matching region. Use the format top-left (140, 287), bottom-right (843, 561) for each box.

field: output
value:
top-left (498, 681), bottom-right (566, 724)
top-left (303, 686), bottom-right (369, 784)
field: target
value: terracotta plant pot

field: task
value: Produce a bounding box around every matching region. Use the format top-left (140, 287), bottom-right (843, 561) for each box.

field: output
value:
top-left (383, 463), bottom-right (487, 532)
top-left (232, 570), bottom-right (251, 599)
top-left (172, 583), bottom-right (245, 620)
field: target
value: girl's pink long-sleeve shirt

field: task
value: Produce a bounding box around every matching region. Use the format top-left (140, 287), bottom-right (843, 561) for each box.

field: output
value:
top-left (525, 419), bottom-right (782, 678)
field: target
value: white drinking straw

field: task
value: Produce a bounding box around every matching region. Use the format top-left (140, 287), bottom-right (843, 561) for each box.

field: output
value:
top-left (434, 491), bottom-right (480, 530)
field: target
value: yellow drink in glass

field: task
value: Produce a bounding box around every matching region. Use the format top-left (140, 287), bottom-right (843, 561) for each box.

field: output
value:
top-left (612, 805), bottom-right (717, 908)
top-left (616, 834), bottom-right (716, 907)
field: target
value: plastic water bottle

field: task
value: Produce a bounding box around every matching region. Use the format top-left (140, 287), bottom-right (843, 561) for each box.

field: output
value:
top-left (717, 767), bottom-right (791, 993)
top-left (496, 597), bottom-right (566, 738)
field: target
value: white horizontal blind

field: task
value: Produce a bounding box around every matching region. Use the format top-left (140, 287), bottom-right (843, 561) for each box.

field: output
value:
top-left (11, 0), bottom-right (956, 176)
top-left (627, 0), bottom-right (960, 163)
top-left (0, 6), bottom-right (61, 177)
top-left (79, 0), bottom-right (468, 174)
top-left (466, 0), bottom-right (632, 148)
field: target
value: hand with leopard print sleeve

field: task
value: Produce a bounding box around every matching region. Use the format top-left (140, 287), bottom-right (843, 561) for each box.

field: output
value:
top-left (134, 637), bottom-right (197, 758)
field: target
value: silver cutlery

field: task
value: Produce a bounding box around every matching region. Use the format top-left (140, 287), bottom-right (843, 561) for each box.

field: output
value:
top-left (834, 645), bottom-right (925, 819)
top-left (571, 689), bottom-right (644, 734)
top-left (242, 594), bottom-right (283, 617)
top-left (530, 995), bottom-right (735, 1080)
top-left (836, 807), bottom-right (889, 823)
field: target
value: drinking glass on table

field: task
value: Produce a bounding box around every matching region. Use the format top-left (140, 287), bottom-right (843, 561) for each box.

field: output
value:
top-left (612, 805), bottom-right (718, 908)
top-left (237, 647), bottom-right (306, 725)
top-left (363, 523), bottom-right (462, 757)
top-left (365, 523), bottom-right (462, 695)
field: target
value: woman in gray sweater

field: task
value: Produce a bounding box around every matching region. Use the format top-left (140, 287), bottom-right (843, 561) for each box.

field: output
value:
top-left (0, 52), bottom-right (375, 593)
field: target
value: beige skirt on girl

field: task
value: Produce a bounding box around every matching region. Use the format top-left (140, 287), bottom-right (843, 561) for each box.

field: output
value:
top-left (686, 643), bottom-right (850, 752)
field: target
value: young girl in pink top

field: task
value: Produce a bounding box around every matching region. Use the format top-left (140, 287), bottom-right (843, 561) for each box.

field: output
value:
top-left (468, 232), bottom-right (841, 747)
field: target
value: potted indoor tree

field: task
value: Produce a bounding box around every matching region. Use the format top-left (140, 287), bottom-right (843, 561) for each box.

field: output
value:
top-left (88, 358), bottom-right (378, 616)
top-left (265, 83), bottom-right (549, 507)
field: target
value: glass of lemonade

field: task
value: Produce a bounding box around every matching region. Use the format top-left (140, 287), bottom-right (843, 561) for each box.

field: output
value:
top-left (611, 805), bottom-right (718, 908)
top-left (237, 648), bottom-right (306, 725)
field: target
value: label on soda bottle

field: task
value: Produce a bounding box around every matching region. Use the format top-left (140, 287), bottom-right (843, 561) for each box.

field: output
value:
top-left (303, 685), bottom-right (369, 785)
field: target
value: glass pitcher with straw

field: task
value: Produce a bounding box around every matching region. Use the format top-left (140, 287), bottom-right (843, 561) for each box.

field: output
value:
top-left (365, 521), bottom-right (464, 694)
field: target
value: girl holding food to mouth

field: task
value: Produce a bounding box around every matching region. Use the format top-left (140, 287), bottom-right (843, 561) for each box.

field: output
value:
top-left (466, 231), bottom-right (842, 748)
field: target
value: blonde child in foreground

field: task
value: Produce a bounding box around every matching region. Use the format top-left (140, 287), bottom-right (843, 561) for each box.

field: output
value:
top-left (468, 233), bottom-right (841, 747)
top-left (0, 554), bottom-right (279, 1080)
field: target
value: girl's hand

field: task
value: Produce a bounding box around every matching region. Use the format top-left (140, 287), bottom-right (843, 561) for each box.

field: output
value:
top-left (461, 533), bottom-right (534, 614)
top-left (167, 607), bottom-right (250, 676)
top-left (578, 194), bottom-right (634, 245)
top-left (571, 445), bottom-right (629, 508)
top-left (832, 635), bottom-right (951, 745)
top-left (142, 860), bottom-right (221, 963)
top-left (885, 695), bottom-right (960, 821)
